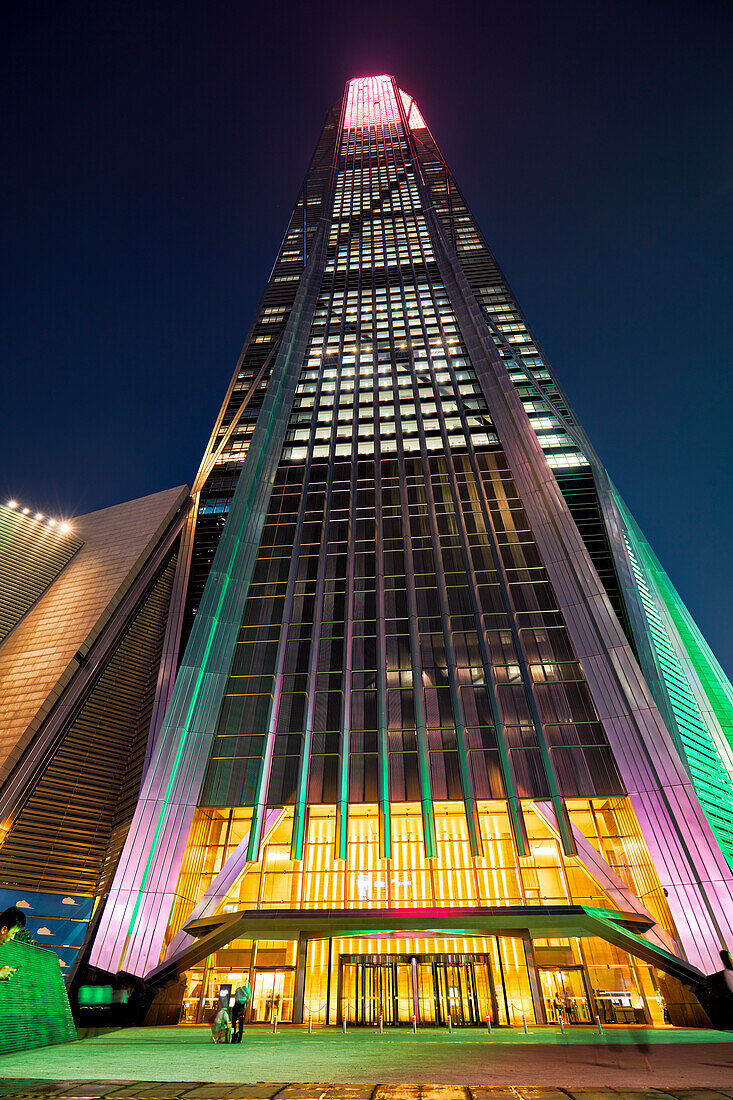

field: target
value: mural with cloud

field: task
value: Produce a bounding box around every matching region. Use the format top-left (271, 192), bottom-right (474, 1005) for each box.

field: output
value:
top-left (0, 887), bottom-right (94, 979)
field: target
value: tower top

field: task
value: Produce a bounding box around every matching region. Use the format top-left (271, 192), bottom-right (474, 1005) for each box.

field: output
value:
top-left (344, 75), bottom-right (426, 130)
top-left (344, 75), bottom-right (399, 129)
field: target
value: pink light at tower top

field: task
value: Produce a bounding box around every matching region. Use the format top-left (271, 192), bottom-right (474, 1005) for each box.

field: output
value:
top-left (399, 89), bottom-right (427, 130)
top-left (343, 76), bottom-right (427, 132)
top-left (343, 75), bottom-right (401, 129)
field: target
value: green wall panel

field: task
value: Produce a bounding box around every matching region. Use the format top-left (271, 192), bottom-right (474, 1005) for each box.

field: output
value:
top-left (0, 939), bottom-right (76, 1055)
top-left (617, 499), bottom-right (733, 867)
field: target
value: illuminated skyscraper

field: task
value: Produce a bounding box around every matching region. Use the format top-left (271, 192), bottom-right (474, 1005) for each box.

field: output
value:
top-left (78, 75), bottom-right (733, 1026)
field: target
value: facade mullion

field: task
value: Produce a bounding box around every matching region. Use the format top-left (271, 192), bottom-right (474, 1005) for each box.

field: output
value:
top-left (336, 330), bottom-right (360, 861)
top-left (372, 135), bottom-right (391, 860)
top-left (381, 123), bottom-right (471, 855)
top-left (400, 112), bottom-right (577, 856)
top-left (387, 284), bottom-right (437, 858)
top-left (294, 131), bottom-right (357, 859)
top-left (433, 323), bottom-right (577, 856)
top-left (409, 376), bottom-right (484, 857)
top-left (245, 315), bottom-right (335, 861)
top-left (395, 153), bottom-right (530, 857)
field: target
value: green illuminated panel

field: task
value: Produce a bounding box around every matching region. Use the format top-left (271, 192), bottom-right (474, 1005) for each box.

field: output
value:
top-left (631, 519), bottom-right (733, 766)
top-left (0, 940), bottom-right (76, 1055)
top-left (618, 501), bottom-right (733, 867)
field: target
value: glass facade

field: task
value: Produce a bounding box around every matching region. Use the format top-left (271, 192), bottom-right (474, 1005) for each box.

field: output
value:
top-left (200, 80), bottom-right (623, 870)
top-left (168, 801), bottom-right (674, 931)
top-left (172, 801), bottom-right (670, 1026)
top-left (90, 76), bottom-right (733, 1023)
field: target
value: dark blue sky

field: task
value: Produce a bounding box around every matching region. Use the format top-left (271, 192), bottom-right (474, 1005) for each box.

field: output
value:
top-left (2, 0), bottom-right (732, 674)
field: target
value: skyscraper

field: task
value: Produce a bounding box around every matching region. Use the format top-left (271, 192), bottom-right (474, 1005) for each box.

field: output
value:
top-left (68, 75), bottom-right (733, 1025)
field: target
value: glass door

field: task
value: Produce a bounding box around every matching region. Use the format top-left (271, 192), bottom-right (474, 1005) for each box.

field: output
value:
top-left (251, 970), bottom-right (291, 1022)
top-left (417, 956), bottom-right (491, 1025)
top-left (340, 954), bottom-right (492, 1026)
top-left (539, 967), bottom-right (591, 1024)
top-left (432, 960), bottom-right (482, 1025)
top-left (395, 959), bottom-right (414, 1023)
top-left (340, 957), bottom-right (413, 1025)
top-left (364, 958), bottom-right (397, 1024)
top-left (417, 961), bottom-right (436, 1023)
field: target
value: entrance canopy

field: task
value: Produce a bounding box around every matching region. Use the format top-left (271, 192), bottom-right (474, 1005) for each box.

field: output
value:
top-left (147, 904), bottom-right (704, 989)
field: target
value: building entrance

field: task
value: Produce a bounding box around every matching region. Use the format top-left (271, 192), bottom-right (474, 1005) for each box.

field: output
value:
top-left (179, 964), bottom-right (295, 1024)
top-left (339, 953), bottom-right (494, 1026)
top-left (339, 956), bottom-right (407, 1024)
top-left (251, 970), bottom-right (288, 1023)
top-left (538, 966), bottom-right (592, 1024)
top-left (425, 958), bottom-right (486, 1025)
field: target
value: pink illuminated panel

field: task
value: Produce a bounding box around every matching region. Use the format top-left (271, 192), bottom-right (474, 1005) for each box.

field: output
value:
top-left (344, 76), bottom-right (401, 130)
top-left (399, 89), bottom-right (427, 130)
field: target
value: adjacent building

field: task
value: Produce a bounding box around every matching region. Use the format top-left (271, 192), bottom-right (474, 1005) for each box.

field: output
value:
top-left (3, 76), bottom-right (733, 1029)
top-left (0, 489), bottom-right (188, 973)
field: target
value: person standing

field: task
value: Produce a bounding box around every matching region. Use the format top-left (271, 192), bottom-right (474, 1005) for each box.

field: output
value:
top-left (210, 1000), bottom-right (231, 1043)
top-left (0, 906), bottom-right (26, 982)
top-left (210, 990), bottom-right (233, 1043)
top-left (231, 977), bottom-right (251, 1043)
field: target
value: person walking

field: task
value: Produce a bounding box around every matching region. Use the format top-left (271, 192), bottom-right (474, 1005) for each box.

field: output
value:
top-left (231, 977), bottom-right (251, 1043)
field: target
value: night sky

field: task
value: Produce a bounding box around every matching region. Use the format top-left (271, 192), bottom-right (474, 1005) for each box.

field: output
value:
top-left (2, 1), bottom-right (732, 674)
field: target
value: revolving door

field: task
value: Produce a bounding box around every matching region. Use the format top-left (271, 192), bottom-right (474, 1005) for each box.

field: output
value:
top-left (339, 953), bottom-right (494, 1026)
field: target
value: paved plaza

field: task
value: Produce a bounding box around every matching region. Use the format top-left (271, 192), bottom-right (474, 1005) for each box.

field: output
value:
top-left (2, 1026), bottom-right (733, 1096)
top-left (2, 1085), bottom-right (733, 1100)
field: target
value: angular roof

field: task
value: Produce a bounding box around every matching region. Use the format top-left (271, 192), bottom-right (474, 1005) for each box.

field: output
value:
top-left (0, 485), bottom-right (188, 785)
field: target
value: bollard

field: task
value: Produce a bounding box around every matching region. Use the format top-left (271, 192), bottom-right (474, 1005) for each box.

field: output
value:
top-left (412, 1013), bottom-right (417, 1034)
top-left (379, 1012), bottom-right (384, 1034)
top-left (343, 1017), bottom-right (347, 1034)
top-left (559, 1015), bottom-right (565, 1036)
top-left (486, 1014), bottom-right (492, 1035)
top-left (272, 1011), bottom-right (278, 1035)
top-left (447, 1013), bottom-right (452, 1034)
top-left (308, 1013), bottom-right (312, 1034)
top-left (523, 1014), bottom-right (528, 1034)
top-left (595, 1014), bottom-right (603, 1035)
